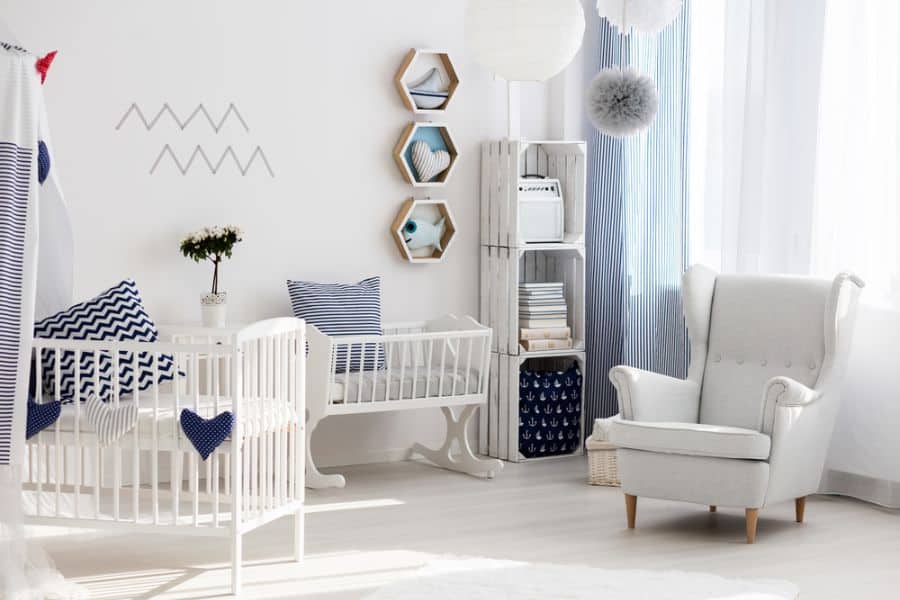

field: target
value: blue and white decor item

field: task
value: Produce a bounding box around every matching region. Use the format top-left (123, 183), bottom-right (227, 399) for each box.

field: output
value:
top-left (410, 140), bottom-right (450, 183)
top-left (0, 40), bottom-right (80, 598)
top-left (84, 394), bottom-right (139, 446)
top-left (26, 395), bottom-right (61, 439)
top-left (180, 225), bottom-right (244, 327)
top-left (584, 4), bottom-right (691, 425)
top-left (286, 276), bottom-right (384, 372)
top-left (406, 68), bottom-right (449, 110)
top-left (465, 0), bottom-right (585, 82)
top-left (33, 279), bottom-right (178, 402)
top-left (403, 216), bottom-right (446, 252)
top-left (518, 363), bottom-right (582, 459)
top-left (180, 408), bottom-right (234, 461)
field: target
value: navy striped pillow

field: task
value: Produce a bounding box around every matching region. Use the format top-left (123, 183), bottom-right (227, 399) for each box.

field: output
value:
top-left (286, 277), bottom-right (384, 372)
top-left (33, 280), bottom-right (177, 403)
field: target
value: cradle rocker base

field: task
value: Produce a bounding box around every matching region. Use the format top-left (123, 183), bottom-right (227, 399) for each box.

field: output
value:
top-left (411, 405), bottom-right (503, 479)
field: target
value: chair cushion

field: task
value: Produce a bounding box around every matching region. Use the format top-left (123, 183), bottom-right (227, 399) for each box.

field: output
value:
top-left (609, 417), bottom-right (771, 460)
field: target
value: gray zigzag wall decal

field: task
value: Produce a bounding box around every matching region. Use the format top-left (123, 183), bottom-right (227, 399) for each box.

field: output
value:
top-left (115, 102), bottom-right (250, 133)
top-left (149, 144), bottom-right (276, 177)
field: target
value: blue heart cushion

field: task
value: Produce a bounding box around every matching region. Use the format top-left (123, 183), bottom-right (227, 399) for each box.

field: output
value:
top-left (180, 409), bottom-right (234, 461)
top-left (27, 395), bottom-right (62, 439)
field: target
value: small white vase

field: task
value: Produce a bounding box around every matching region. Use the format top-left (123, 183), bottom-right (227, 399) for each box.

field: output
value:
top-left (201, 292), bottom-right (227, 328)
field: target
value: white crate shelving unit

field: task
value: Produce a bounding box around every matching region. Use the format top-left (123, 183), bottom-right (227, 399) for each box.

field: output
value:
top-left (479, 139), bottom-right (587, 463)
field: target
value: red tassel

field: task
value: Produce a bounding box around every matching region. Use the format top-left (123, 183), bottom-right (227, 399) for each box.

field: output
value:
top-left (35, 50), bottom-right (57, 84)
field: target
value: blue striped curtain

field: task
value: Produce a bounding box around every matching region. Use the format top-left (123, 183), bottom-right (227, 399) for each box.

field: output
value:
top-left (585, 5), bottom-right (692, 425)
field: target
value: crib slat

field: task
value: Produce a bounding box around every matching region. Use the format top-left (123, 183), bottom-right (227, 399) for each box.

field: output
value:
top-left (113, 350), bottom-right (121, 522)
top-left (192, 351), bottom-right (200, 526)
top-left (438, 337), bottom-right (448, 398)
top-left (276, 334), bottom-right (285, 505)
top-left (213, 350), bottom-right (220, 527)
top-left (54, 348), bottom-right (62, 517)
top-left (152, 353), bottom-right (160, 525)
top-left (94, 351), bottom-right (101, 519)
top-left (410, 340), bottom-right (419, 400)
top-left (356, 343), bottom-right (365, 405)
top-left (132, 352), bottom-right (140, 523)
top-left (464, 337), bottom-right (474, 395)
top-left (424, 339), bottom-right (434, 398)
top-left (34, 350), bottom-right (42, 516)
top-left (384, 340), bottom-right (393, 403)
top-left (172, 350), bottom-right (182, 525)
top-left (369, 342), bottom-right (378, 404)
top-left (262, 338), bottom-right (270, 510)
top-left (74, 350), bottom-right (82, 518)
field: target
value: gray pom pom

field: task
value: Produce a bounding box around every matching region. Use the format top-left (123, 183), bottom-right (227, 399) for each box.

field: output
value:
top-left (586, 67), bottom-right (659, 137)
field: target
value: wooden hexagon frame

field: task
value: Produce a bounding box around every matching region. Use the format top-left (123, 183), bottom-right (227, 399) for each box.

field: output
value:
top-left (394, 48), bottom-right (460, 114)
top-left (393, 122), bottom-right (460, 187)
top-left (390, 198), bottom-right (458, 263)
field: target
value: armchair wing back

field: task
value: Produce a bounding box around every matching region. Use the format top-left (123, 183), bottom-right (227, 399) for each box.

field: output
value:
top-left (696, 274), bottom-right (832, 430)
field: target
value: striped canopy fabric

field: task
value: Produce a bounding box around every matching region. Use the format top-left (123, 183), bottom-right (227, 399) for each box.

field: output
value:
top-left (585, 4), bottom-right (692, 425)
top-left (0, 46), bottom-right (42, 466)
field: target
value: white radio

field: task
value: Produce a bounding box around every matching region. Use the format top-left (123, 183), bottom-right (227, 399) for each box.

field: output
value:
top-left (518, 178), bottom-right (564, 243)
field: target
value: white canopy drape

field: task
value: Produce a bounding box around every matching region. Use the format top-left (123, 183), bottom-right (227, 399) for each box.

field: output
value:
top-left (0, 25), bottom-right (80, 598)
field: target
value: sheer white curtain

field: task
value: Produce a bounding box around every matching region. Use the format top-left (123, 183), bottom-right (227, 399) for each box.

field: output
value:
top-left (689, 0), bottom-right (900, 507)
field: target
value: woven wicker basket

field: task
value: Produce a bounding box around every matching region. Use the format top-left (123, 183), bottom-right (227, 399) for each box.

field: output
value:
top-left (586, 439), bottom-right (619, 486)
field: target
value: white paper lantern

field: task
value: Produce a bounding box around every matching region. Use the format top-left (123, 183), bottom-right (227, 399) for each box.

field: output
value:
top-left (465, 0), bottom-right (586, 82)
top-left (596, 0), bottom-right (684, 35)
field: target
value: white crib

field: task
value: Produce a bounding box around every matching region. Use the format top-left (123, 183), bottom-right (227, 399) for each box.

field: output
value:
top-left (305, 314), bottom-right (503, 488)
top-left (24, 318), bottom-right (306, 596)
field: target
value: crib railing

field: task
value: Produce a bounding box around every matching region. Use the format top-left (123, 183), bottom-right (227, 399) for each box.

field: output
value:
top-left (320, 318), bottom-right (492, 411)
top-left (24, 319), bottom-right (305, 539)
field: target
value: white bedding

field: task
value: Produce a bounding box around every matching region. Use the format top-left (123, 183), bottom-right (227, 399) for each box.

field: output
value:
top-left (331, 368), bottom-right (482, 404)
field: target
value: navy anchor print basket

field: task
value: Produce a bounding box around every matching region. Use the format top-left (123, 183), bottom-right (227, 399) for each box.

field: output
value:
top-left (519, 361), bottom-right (582, 459)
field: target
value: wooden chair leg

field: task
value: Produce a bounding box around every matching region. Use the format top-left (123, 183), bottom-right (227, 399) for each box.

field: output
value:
top-left (745, 508), bottom-right (759, 544)
top-left (795, 497), bottom-right (806, 523)
top-left (709, 505), bottom-right (717, 513)
top-left (625, 494), bottom-right (637, 529)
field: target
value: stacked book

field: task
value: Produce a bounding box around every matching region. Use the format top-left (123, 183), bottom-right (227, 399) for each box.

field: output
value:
top-left (519, 282), bottom-right (573, 351)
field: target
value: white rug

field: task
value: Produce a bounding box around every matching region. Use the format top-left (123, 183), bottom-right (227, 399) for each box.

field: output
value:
top-left (363, 558), bottom-right (799, 600)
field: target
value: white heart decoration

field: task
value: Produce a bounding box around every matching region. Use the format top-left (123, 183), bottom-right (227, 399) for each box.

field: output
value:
top-left (85, 394), bottom-right (139, 445)
top-left (411, 140), bottom-right (451, 182)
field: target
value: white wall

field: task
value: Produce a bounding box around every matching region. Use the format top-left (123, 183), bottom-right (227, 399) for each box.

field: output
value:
top-left (1, 0), bottom-right (565, 467)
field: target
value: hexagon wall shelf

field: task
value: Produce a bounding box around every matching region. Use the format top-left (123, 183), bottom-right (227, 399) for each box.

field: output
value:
top-left (390, 198), bottom-right (458, 263)
top-left (393, 122), bottom-right (459, 187)
top-left (394, 48), bottom-right (459, 114)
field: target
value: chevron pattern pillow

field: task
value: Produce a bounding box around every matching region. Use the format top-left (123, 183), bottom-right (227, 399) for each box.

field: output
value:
top-left (34, 279), bottom-right (177, 403)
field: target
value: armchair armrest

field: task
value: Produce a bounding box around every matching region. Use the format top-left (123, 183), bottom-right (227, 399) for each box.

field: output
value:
top-left (761, 376), bottom-right (834, 505)
top-left (761, 376), bottom-right (821, 435)
top-left (608, 366), bottom-right (700, 422)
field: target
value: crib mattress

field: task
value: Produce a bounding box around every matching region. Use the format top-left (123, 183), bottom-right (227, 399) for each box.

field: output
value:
top-left (330, 368), bottom-right (482, 404)
top-left (50, 394), bottom-right (297, 438)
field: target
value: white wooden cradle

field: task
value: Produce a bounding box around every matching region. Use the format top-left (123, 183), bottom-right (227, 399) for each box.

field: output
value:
top-left (24, 318), bottom-right (306, 596)
top-left (305, 314), bottom-right (503, 488)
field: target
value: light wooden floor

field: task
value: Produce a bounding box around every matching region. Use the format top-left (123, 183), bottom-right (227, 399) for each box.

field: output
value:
top-left (32, 457), bottom-right (900, 599)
